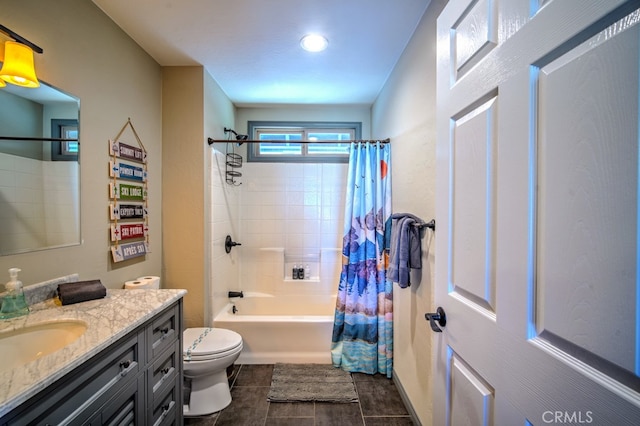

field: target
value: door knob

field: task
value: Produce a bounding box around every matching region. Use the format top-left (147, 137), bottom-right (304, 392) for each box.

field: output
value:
top-left (425, 307), bottom-right (446, 332)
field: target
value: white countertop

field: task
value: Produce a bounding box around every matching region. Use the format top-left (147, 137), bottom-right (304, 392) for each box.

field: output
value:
top-left (0, 288), bottom-right (187, 416)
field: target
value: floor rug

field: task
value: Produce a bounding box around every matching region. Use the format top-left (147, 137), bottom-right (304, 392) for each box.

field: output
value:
top-left (267, 363), bottom-right (358, 403)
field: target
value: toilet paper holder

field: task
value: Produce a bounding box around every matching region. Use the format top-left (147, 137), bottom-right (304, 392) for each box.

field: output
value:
top-left (225, 235), bottom-right (242, 253)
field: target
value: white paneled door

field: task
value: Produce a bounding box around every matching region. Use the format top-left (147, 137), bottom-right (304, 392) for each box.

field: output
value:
top-left (434, 0), bottom-right (640, 424)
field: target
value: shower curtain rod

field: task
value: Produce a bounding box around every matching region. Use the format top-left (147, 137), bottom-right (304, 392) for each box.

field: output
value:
top-left (207, 137), bottom-right (390, 145)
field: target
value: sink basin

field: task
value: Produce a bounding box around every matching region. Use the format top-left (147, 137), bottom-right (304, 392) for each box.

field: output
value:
top-left (0, 320), bottom-right (88, 373)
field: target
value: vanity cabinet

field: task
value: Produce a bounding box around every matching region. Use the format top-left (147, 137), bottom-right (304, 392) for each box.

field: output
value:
top-left (0, 300), bottom-right (183, 426)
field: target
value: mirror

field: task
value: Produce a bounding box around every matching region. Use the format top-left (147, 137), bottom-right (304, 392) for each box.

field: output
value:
top-left (0, 81), bottom-right (80, 255)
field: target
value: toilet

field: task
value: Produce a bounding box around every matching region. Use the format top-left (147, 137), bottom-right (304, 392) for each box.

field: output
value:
top-left (182, 327), bottom-right (243, 416)
top-left (124, 277), bottom-right (243, 416)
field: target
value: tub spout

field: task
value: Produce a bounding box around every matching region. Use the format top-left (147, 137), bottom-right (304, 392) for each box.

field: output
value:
top-left (228, 291), bottom-right (244, 298)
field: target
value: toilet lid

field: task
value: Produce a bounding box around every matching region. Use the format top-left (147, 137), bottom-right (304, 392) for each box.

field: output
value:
top-left (183, 328), bottom-right (242, 359)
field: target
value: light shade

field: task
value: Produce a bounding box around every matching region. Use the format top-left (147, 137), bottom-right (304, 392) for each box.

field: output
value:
top-left (0, 41), bottom-right (39, 88)
top-left (300, 34), bottom-right (328, 52)
top-left (0, 42), bottom-right (6, 87)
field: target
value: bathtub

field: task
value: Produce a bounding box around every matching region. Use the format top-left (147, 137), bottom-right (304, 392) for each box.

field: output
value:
top-left (213, 292), bottom-right (336, 364)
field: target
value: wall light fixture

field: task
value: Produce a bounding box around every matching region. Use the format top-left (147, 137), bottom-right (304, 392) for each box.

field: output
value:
top-left (0, 24), bottom-right (43, 88)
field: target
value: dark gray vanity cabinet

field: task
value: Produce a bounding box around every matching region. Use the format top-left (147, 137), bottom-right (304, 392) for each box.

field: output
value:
top-left (0, 300), bottom-right (183, 426)
top-left (146, 302), bottom-right (183, 425)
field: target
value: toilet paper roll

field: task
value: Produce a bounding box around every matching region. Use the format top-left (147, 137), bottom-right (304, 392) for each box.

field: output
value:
top-left (124, 275), bottom-right (160, 289)
top-left (137, 275), bottom-right (160, 285)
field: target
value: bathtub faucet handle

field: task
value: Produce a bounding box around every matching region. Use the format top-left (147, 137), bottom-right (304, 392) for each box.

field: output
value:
top-left (225, 235), bottom-right (242, 253)
top-left (228, 290), bottom-right (244, 298)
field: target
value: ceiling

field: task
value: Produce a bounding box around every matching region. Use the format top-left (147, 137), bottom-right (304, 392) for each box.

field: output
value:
top-left (91, 0), bottom-right (431, 106)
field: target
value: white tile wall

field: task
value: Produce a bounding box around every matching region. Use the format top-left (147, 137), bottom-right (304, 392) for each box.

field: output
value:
top-left (209, 158), bottom-right (346, 298)
top-left (209, 153), bottom-right (348, 316)
top-left (0, 153), bottom-right (78, 254)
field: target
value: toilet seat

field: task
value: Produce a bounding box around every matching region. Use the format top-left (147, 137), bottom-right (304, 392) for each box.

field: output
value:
top-left (183, 327), bottom-right (242, 361)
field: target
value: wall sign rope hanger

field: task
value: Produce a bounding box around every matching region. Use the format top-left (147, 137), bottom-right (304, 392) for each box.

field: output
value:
top-left (113, 117), bottom-right (147, 152)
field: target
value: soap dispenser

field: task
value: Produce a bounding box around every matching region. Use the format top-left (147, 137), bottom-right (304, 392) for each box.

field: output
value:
top-left (0, 268), bottom-right (29, 319)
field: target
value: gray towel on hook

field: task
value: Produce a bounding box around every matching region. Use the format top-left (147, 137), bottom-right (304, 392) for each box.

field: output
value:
top-left (387, 213), bottom-right (424, 288)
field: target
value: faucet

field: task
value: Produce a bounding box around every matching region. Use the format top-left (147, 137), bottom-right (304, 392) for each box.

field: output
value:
top-left (228, 291), bottom-right (243, 298)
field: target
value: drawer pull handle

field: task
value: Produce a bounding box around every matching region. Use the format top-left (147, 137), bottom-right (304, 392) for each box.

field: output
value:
top-left (160, 400), bottom-right (175, 421)
top-left (159, 327), bottom-right (171, 341)
top-left (162, 367), bottom-right (170, 375)
top-left (119, 359), bottom-right (136, 376)
top-left (160, 327), bottom-right (170, 339)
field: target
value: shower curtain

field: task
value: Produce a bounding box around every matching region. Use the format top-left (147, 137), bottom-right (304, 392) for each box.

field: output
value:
top-left (331, 141), bottom-right (392, 377)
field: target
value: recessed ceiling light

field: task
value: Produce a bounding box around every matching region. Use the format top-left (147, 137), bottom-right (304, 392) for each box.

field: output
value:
top-left (300, 34), bottom-right (328, 52)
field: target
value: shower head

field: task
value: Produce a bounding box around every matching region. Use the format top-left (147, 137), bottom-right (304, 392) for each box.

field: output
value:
top-left (224, 127), bottom-right (249, 144)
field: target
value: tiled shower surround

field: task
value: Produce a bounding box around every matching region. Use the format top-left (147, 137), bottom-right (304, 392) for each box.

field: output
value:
top-left (210, 148), bottom-right (347, 310)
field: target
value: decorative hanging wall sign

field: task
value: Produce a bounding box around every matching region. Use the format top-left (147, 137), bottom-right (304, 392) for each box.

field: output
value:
top-left (110, 203), bottom-right (147, 220)
top-left (110, 182), bottom-right (147, 201)
top-left (110, 222), bottom-right (147, 241)
top-left (110, 160), bottom-right (147, 182)
top-left (108, 118), bottom-right (150, 263)
top-left (111, 241), bottom-right (149, 262)
top-left (109, 140), bottom-right (147, 163)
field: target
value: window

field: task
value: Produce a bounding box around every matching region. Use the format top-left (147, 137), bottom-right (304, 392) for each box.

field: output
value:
top-left (60, 125), bottom-right (79, 156)
top-left (51, 119), bottom-right (79, 161)
top-left (247, 121), bottom-right (361, 163)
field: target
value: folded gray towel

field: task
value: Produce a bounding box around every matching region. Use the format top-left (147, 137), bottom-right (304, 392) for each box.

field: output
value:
top-left (58, 280), bottom-right (107, 305)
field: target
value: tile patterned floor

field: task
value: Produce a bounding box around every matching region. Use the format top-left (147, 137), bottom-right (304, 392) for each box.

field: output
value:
top-left (184, 364), bottom-right (415, 426)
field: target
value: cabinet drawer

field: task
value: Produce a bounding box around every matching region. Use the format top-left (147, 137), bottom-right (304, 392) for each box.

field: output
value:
top-left (147, 304), bottom-right (180, 361)
top-left (86, 374), bottom-right (145, 426)
top-left (99, 374), bottom-right (145, 426)
top-left (6, 330), bottom-right (143, 426)
top-left (150, 340), bottom-right (180, 398)
top-left (151, 375), bottom-right (180, 426)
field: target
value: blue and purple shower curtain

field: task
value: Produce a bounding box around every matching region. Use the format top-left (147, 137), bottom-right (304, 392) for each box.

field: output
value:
top-left (331, 141), bottom-right (392, 377)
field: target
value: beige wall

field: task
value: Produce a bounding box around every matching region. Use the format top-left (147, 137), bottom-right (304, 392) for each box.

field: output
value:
top-left (0, 0), bottom-right (162, 288)
top-left (162, 66), bottom-right (205, 328)
top-left (372, 1), bottom-right (447, 424)
top-left (162, 66), bottom-right (235, 328)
